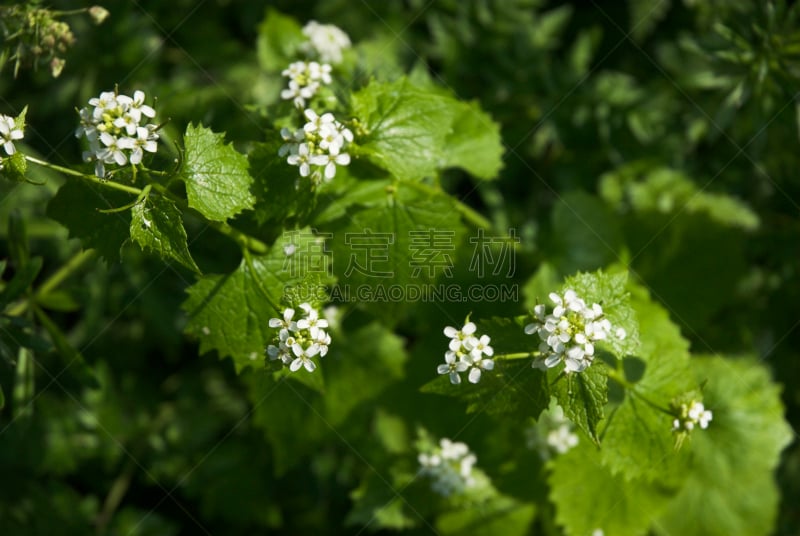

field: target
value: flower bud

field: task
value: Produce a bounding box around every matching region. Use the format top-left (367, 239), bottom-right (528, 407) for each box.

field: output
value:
top-left (89, 6), bottom-right (110, 25)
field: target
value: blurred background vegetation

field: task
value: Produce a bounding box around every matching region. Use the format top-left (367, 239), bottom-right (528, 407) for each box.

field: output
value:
top-left (1, 0), bottom-right (798, 534)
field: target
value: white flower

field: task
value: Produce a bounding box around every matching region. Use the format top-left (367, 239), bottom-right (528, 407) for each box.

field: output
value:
top-left (76, 89), bottom-right (159, 176)
top-left (301, 20), bottom-right (351, 64)
top-left (525, 289), bottom-right (624, 373)
top-left (280, 60), bottom-right (332, 108)
top-left (444, 322), bottom-right (477, 352)
top-left (673, 400), bottom-right (713, 432)
top-left (128, 90), bottom-right (156, 122)
top-left (441, 320), bottom-right (496, 384)
top-left (99, 132), bottom-right (129, 166)
top-left (269, 307), bottom-right (296, 329)
top-left (281, 79), bottom-right (318, 108)
top-left (287, 143), bottom-right (312, 177)
top-left (418, 437), bottom-right (479, 497)
top-left (296, 302), bottom-right (329, 338)
top-left (467, 357), bottom-right (494, 384)
top-left (526, 403), bottom-right (580, 459)
top-left (310, 150), bottom-right (350, 180)
top-left (303, 109), bottom-right (336, 134)
top-left (0, 114), bottom-right (24, 155)
top-left (267, 304), bottom-right (330, 373)
top-left (547, 424), bottom-right (579, 454)
top-left (306, 61), bottom-right (333, 84)
top-left (280, 109), bottom-right (353, 183)
top-left (437, 351), bottom-right (469, 384)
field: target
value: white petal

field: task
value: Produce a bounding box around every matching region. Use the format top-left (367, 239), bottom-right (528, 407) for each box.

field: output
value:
top-left (468, 368), bottom-right (482, 384)
top-left (289, 357), bottom-right (303, 372)
top-left (523, 323), bottom-right (538, 335)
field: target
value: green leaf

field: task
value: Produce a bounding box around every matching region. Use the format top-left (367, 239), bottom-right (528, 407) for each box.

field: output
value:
top-left (130, 193), bottom-right (199, 273)
top-left (600, 165), bottom-right (759, 231)
top-left (549, 362), bottom-right (608, 444)
top-left (351, 79), bottom-right (503, 181)
top-left (311, 176), bottom-right (392, 226)
top-left (600, 284), bottom-right (695, 483)
top-left (256, 9), bottom-right (304, 71)
top-left (248, 139), bottom-right (315, 226)
top-left (328, 181), bottom-right (467, 320)
top-left (0, 256), bottom-right (42, 310)
top-left (46, 180), bottom-right (133, 263)
top-left (549, 440), bottom-right (672, 536)
top-left (436, 495), bottom-right (536, 536)
top-left (346, 471), bottom-right (419, 530)
top-left (249, 376), bottom-right (322, 475)
top-left (180, 123), bottom-right (255, 222)
top-left (182, 257), bottom-right (277, 373)
top-left (522, 262), bottom-right (561, 311)
top-left (351, 78), bottom-right (454, 180)
top-left (0, 152), bottom-right (27, 183)
top-left (183, 230), bottom-right (327, 372)
top-left (422, 316), bottom-right (549, 418)
top-left (0, 382), bottom-right (4, 409)
top-left (562, 269), bottom-right (640, 359)
top-left (655, 356), bottom-right (793, 536)
top-left (441, 100), bottom-right (504, 180)
top-left (324, 322), bottom-right (407, 425)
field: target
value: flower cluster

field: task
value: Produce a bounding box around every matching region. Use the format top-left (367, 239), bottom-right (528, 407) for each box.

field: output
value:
top-left (267, 303), bottom-right (331, 373)
top-left (0, 114), bottom-right (24, 156)
top-left (280, 108), bottom-right (353, 182)
top-left (75, 90), bottom-right (159, 177)
top-left (525, 403), bottom-right (579, 459)
top-left (437, 321), bottom-right (494, 384)
top-left (524, 290), bottom-right (625, 373)
top-left (672, 400), bottom-right (713, 432)
top-left (418, 438), bottom-right (478, 497)
top-left (300, 20), bottom-right (351, 65)
top-left (280, 60), bottom-right (332, 109)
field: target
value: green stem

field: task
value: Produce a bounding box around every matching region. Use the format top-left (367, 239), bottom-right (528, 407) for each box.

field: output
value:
top-left (149, 183), bottom-right (269, 254)
top-left (6, 249), bottom-right (97, 316)
top-left (398, 179), bottom-right (493, 229)
top-left (495, 351), bottom-right (536, 360)
top-left (95, 461), bottom-right (135, 534)
top-left (27, 155), bottom-right (269, 255)
top-left (25, 155), bottom-right (142, 196)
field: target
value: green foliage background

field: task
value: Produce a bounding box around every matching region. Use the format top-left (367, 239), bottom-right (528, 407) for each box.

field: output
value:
top-left (1, 0), bottom-right (798, 534)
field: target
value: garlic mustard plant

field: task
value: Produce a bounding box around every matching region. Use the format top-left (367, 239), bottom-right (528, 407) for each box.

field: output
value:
top-left (267, 303), bottom-right (331, 373)
top-left (438, 320), bottom-right (494, 384)
top-left (280, 60), bottom-right (333, 108)
top-left (75, 89), bottom-right (158, 177)
top-left (524, 290), bottom-right (624, 373)
top-left (281, 108), bottom-right (353, 183)
top-left (673, 400), bottom-right (713, 432)
top-left (300, 20), bottom-right (351, 64)
top-left (418, 437), bottom-right (478, 497)
top-left (0, 114), bottom-right (24, 155)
